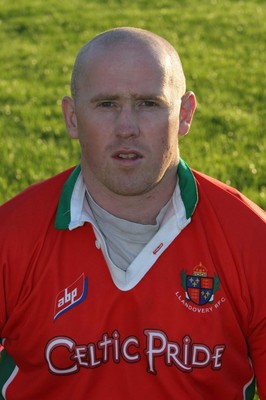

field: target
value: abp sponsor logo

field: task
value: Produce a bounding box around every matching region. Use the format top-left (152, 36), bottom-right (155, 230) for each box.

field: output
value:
top-left (54, 273), bottom-right (88, 320)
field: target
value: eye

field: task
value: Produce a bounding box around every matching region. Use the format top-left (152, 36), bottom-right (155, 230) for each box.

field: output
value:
top-left (140, 100), bottom-right (158, 107)
top-left (98, 101), bottom-right (115, 108)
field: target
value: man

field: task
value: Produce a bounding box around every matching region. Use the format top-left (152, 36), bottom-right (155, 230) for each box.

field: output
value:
top-left (0, 27), bottom-right (265, 399)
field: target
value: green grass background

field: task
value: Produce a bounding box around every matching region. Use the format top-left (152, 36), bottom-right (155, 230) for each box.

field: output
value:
top-left (0, 0), bottom-right (265, 211)
top-left (0, 0), bottom-right (265, 397)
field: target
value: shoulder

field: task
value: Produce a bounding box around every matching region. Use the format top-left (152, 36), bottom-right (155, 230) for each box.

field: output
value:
top-left (190, 170), bottom-right (266, 287)
top-left (192, 169), bottom-right (265, 223)
top-left (191, 169), bottom-right (265, 254)
top-left (0, 167), bottom-right (76, 233)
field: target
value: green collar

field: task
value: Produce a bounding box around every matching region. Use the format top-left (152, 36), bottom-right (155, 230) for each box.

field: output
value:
top-left (178, 158), bottom-right (198, 219)
top-left (55, 164), bottom-right (81, 229)
top-left (55, 159), bottom-right (198, 230)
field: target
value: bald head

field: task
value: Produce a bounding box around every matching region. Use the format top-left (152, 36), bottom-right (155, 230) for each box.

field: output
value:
top-left (71, 27), bottom-right (186, 101)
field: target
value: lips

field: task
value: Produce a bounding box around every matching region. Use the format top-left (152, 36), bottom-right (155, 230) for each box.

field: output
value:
top-left (113, 150), bottom-right (143, 161)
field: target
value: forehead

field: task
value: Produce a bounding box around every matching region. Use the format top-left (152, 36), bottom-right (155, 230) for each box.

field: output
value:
top-left (79, 43), bottom-right (172, 96)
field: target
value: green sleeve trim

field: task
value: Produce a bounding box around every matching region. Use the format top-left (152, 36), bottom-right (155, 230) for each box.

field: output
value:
top-left (55, 165), bottom-right (81, 229)
top-left (0, 349), bottom-right (17, 399)
top-left (178, 159), bottom-right (198, 219)
top-left (244, 377), bottom-right (256, 400)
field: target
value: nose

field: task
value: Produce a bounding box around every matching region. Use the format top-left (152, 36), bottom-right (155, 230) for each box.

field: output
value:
top-left (115, 105), bottom-right (140, 138)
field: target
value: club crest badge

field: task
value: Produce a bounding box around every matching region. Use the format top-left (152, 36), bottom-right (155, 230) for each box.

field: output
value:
top-left (181, 263), bottom-right (220, 306)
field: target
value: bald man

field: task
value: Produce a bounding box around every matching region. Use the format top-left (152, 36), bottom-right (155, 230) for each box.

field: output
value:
top-left (0, 27), bottom-right (265, 400)
top-left (62, 27), bottom-right (196, 225)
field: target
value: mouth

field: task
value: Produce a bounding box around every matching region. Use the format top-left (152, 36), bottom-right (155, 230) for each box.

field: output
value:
top-left (113, 150), bottom-right (143, 161)
top-left (117, 153), bottom-right (139, 160)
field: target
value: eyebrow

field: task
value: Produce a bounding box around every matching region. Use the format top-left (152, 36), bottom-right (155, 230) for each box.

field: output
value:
top-left (90, 94), bottom-right (120, 103)
top-left (90, 93), bottom-right (169, 103)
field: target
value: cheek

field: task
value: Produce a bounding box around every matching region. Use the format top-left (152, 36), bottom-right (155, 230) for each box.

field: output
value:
top-left (158, 131), bottom-right (179, 165)
top-left (78, 133), bottom-right (99, 163)
top-left (83, 139), bottom-right (101, 158)
top-left (159, 129), bottom-right (178, 150)
top-left (76, 120), bottom-right (99, 151)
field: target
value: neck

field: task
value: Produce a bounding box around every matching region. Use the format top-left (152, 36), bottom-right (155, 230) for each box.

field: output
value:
top-left (83, 173), bottom-right (177, 225)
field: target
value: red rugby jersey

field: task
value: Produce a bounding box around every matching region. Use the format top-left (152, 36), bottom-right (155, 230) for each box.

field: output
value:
top-left (0, 160), bottom-right (265, 399)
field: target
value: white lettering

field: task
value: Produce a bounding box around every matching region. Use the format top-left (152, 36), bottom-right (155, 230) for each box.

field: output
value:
top-left (58, 288), bottom-right (78, 308)
top-left (192, 345), bottom-right (211, 367)
top-left (211, 345), bottom-right (226, 369)
top-left (98, 333), bottom-right (112, 362)
top-left (176, 292), bottom-right (224, 313)
top-left (45, 337), bottom-right (78, 375)
top-left (122, 337), bottom-right (140, 362)
top-left (144, 330), bottom-right (167, 374)
top-left (72, 346), bottom-right (89, 367)
top-left (45, 330), bottom-right (226, 376)
top-left (166, 342), bottom-right (191, 372)
top-left (88, 343), bottom-right (101, 367)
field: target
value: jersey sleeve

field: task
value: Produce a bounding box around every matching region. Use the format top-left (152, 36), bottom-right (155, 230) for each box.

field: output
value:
top-left (0, 213), bottom-right (9, 338)
top-left (0, 208), bottom-right (21, 340)
top-left (244, 210), bottom-right (266, 399)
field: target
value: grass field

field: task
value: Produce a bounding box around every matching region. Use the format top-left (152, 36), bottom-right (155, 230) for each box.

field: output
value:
top-left (0, 0), bottom-right (265, 210)
top-left (0, 0), bottom-right (264, 397)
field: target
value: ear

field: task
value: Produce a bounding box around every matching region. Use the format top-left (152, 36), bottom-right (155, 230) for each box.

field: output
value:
top-left (178, 91), bottom-right (197, 136)
top-left (62, 96), bottom-right (79, 139)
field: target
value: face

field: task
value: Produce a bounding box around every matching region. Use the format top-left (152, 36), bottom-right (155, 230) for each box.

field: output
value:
top-left (64, 44), bottom-right (183, 199)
